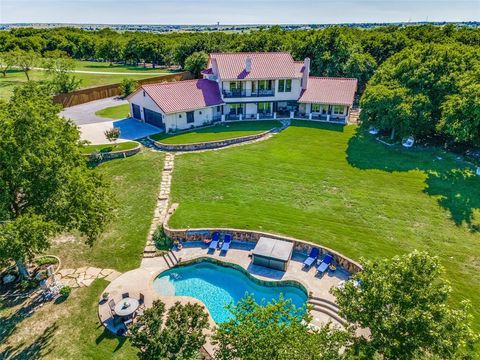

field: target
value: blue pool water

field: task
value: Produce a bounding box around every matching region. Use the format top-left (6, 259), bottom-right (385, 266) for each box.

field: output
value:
top-left (153, 260), bottom-right (307, 323)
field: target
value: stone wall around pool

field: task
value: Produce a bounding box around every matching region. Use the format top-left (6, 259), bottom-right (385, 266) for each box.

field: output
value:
top-left (163, 206), bottom-right (362, 274)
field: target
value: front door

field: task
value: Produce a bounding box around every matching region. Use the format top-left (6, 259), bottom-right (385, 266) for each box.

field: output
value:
top-left (132, 104), bottom-right (141, 120)
top-left (186, 111), bottom-right (195, 124)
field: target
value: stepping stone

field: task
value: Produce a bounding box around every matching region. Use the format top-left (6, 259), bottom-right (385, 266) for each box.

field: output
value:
top-left (58, 268), bottom-right (75, 277)
top-left (100, 269), bottom-right (114, 277)
top-left (75, 267), bottom-right (88, 274)
top-left (105, 271), bottom-right (121, 282)
top-left (85, 267), bottom-right (102, 277)
top-left (144, 245), bottom-right (156, 253)
top-left (82, 278), bottom-right (95, 287)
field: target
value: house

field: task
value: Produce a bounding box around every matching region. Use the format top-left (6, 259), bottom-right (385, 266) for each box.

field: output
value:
top-left (127, 52), bottom-right (358, 133)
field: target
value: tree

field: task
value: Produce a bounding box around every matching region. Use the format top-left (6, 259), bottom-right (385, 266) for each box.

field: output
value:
top-left (213, 295), bottom-right (352, 360)
top-left (0, 83), bottom-right (113, 278)
top-left (183, 51), bottom-right (209, 78)
top-left (120, 78), bottom-right (137, 97)
top-left (0, 51), bottom-right (15, 77)
top-left (130, 300), bottom-right (210, 360)
top-left (15, 50), bottom-right (37, 81)
top-left (104, 127), bottom-right (120, 147)
top-left (333, 251), bottom-right (478, 359)
top-left (44, 57), bottom-right (81, 94)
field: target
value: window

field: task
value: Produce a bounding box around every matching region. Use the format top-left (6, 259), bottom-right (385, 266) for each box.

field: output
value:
top-left (229, 103), bottom-right (242, 115)
top-left (230, 81), bottom-right (242, 91)
top-left (311, 103), bottom-right (321, 112)
top-left (278, 79), bottom-right (292, 92)
top-left (143, 90), bottom-right (146, 97)
top-left (333, 105), bottom-right (345, 115)
top-left (311, 104), bottom-right (328, 114)
top-left (258, 80), bottom-right (272, 91)
top-left (258, 102), bottom-right (271, 114)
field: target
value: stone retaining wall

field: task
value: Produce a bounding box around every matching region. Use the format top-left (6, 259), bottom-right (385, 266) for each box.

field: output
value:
top-left (150, 130), bottom-right (272, 152)
top-left (83, 144), bottom-right (141, 161)
top-left (163, 213), bottom-right (362, 274)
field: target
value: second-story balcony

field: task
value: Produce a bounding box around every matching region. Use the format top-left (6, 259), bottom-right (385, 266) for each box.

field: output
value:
top-left (222, 89), bottom-right (275, 98)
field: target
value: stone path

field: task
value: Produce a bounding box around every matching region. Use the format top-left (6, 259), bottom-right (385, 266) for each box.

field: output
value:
top-left (55, 266), bottom-right (122, 288)
top-left (142, 153), bottom-right (175, 260)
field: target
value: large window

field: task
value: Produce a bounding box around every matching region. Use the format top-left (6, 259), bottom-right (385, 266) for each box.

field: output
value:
top-left (229, 81), bottom-right (242, 91)
top-left (258, 80), bottom-right (272, 91)
top-left (257, 102), bottom-right (271, 114)
top-left (332, 105), bottom-right (345, 115)
top-left (278, 79), bottom-right (292, 92)
top-left (311, 104), bottom-right (328, 114)
top-left (229, 103), bottom-right (243, 115)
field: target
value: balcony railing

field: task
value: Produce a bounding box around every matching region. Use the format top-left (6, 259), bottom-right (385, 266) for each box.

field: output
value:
top-left (222, 89), bottom-right (275, 98)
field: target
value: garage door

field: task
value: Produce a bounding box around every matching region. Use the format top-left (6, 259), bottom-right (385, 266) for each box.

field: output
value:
top-left (132, 104), bottom-right (141, 120)
top-left (144, 108), bottom-right (164, 129)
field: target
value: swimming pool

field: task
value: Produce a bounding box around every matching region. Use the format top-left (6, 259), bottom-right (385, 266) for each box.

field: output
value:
top-left (153, 260), bottom-right (308, 323)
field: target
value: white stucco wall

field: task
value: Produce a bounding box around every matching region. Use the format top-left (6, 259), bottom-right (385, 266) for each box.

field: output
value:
top-left (221, 79), bottom-right (301, 103)
top-left (164, 107), bottom-right (219, 133)
top-left (128, 89), bottom-right (166, 121)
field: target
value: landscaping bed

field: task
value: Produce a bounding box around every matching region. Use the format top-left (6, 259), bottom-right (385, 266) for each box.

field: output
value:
top-left (80, 141), bottom-right (139, 155)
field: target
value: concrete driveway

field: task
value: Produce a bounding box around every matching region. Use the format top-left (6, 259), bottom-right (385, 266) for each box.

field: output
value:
top-left (60, 97), bottom-right (128, 125)
top-left (79, 118), bottom-right (161, 145)
top-left (60, 96), bottom-right (162, 144)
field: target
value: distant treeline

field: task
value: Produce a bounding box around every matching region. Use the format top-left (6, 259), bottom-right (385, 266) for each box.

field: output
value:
top-left (1, 25), bottom-right (479, 147)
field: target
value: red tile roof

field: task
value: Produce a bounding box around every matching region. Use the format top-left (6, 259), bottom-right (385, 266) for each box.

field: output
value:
top-left (209, 52), bottom-right (301, 80)
top-left (298, 77), bottom-right (358, 106)
top-left (139, 79), bottom-right (224, 114)
top-left (294, 61), bottom-right (305, 77)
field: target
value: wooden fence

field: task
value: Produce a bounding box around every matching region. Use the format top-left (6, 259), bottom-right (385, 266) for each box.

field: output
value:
top-left (52, 71), bottom-right (193, 108)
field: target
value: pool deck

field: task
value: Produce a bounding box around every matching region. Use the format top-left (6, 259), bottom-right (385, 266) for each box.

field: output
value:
top-left (99, 241), bottom-right (351, 356)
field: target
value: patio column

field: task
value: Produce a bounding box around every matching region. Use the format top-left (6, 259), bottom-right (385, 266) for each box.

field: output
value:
top-left (309, 113), bottom-right (312, 120)
top-left (273, 112), bottom-right (277, 119)
top-left (221, 114), bottom-right (226, 122)
top-left (256, 113), bottom-right (260, 120)
top-left (239, 114), bottom-right (243, 121)
top-left (290, 111), bottom-right (294, 119)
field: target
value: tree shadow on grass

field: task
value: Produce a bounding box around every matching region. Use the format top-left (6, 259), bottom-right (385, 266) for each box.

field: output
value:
top-left (0, 323), bottom-right (56, 359)
top-left (95, 324), bottom-right (128, 352)
top-left (0, 293), bottom-right (46, 346)
top-left (346, 129), bottom-right (480, 230)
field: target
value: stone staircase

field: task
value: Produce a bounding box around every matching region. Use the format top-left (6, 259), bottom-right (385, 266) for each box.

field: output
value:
top-left (348, 108), bottom-right (361, 124)
top-left (308, 296), bottom-right (347, 326)
top-left (143, 153), bottom-right (175, 259)
top-left (162, 250), bottom-right (179, 268)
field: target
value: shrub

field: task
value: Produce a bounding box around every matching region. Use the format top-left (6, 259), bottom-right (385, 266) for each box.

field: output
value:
top-left (153, 225), bottom-right (172, 250)
top-left (60, 286), bottom-right (71, 298)
top-left (120, 78), bottom-right (137, 97)
top-left (34, 256), bottom-right (58, 267)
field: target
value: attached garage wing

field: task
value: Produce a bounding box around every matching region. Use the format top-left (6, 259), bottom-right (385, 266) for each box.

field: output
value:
top-left (144, 108), bottom-right (164, 129)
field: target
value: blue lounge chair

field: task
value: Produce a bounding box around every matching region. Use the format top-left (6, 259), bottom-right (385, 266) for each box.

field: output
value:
top-left (208, 232), bottom-right (220, 250)
top-left (303, 247), bottom-right (319, 268)
top-left (316, 254), bottom-right (334, 274)
top-left (221, 234), bottom-right (232, 252)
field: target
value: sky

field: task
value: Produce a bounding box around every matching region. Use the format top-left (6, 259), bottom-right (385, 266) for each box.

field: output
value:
top-left (1, 0), bottom-right (479, 24)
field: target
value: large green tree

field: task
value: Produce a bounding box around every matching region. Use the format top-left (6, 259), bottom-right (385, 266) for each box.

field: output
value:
top-left (44, 57), bottom-right (81, 94)
top-left (213, 295), bottom-right (352, 360)
top-left (183, 51), bottom-right (209, 78)
top-left (333, 251), bottom-right (478, 359)
top-left (130, 300), bottom-right (210, 360)
top-left (0, 83), bottom-right (113, 277)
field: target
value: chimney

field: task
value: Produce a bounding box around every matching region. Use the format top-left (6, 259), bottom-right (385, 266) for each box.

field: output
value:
top-left (302, 57), bottom-right (310, 90)
top-left (245, 57), bottom-right (252, 73)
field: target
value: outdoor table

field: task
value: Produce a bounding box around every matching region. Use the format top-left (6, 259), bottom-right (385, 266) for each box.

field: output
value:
top-left (114, 298), bottom-right (139, 317)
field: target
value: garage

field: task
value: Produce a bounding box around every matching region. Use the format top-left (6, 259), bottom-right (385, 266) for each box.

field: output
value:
top-left (132, 104), bottom-right (141, 120)
top-left (144, 108), bottom-right (164, 129)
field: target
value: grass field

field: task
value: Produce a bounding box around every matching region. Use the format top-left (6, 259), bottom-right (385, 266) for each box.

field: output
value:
top-left (151, 120), bottom-right (282, 144)
top-left (73, 60), bottom-right (172, 73)
top-left (169, 121), bottom-right (480, 330)
top-left (80, 140), bottom-right (138, 154)
top-left (0, 65), bottom-right (165, 100)
top-left (51, 150), bottom-right (164, 272)
top-left (95, 104), bottom-right (130, 120)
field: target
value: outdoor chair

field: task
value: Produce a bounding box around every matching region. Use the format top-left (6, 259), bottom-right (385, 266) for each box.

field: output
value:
top-left (122, 292), bottom-right (129, 299)
top-left (221, 234), bottom-right (232, 252)
top-left (303, 247), bottom-right (319, 268)
top-left (402, 136), bottom-right (415, 148)
top-left (208, 232), bottom-right (220, 250)
top-left (316, 254), bottom-right (334, 274)
top-left (108, 299), bottom-right (116, 316)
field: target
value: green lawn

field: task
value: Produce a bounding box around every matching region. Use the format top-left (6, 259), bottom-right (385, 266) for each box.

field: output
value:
top-left (73, 60), bottom-right (172, 73)
top-left (169, 121), bottom-right (480, 330)
top-left (95, 104), bottom-right (130, 120)
top-left (80, 141), bottom-right (139, 154)
top-left (151, 120), bottom-right (282, 144)
top-left (0, 69), bottom-right (162, 101)
top-left (51, 150), bottom-right (164, 272)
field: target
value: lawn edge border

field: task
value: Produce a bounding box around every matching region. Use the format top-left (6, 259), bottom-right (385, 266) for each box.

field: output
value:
top-left (82, 141), bottom-right (142, 161)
